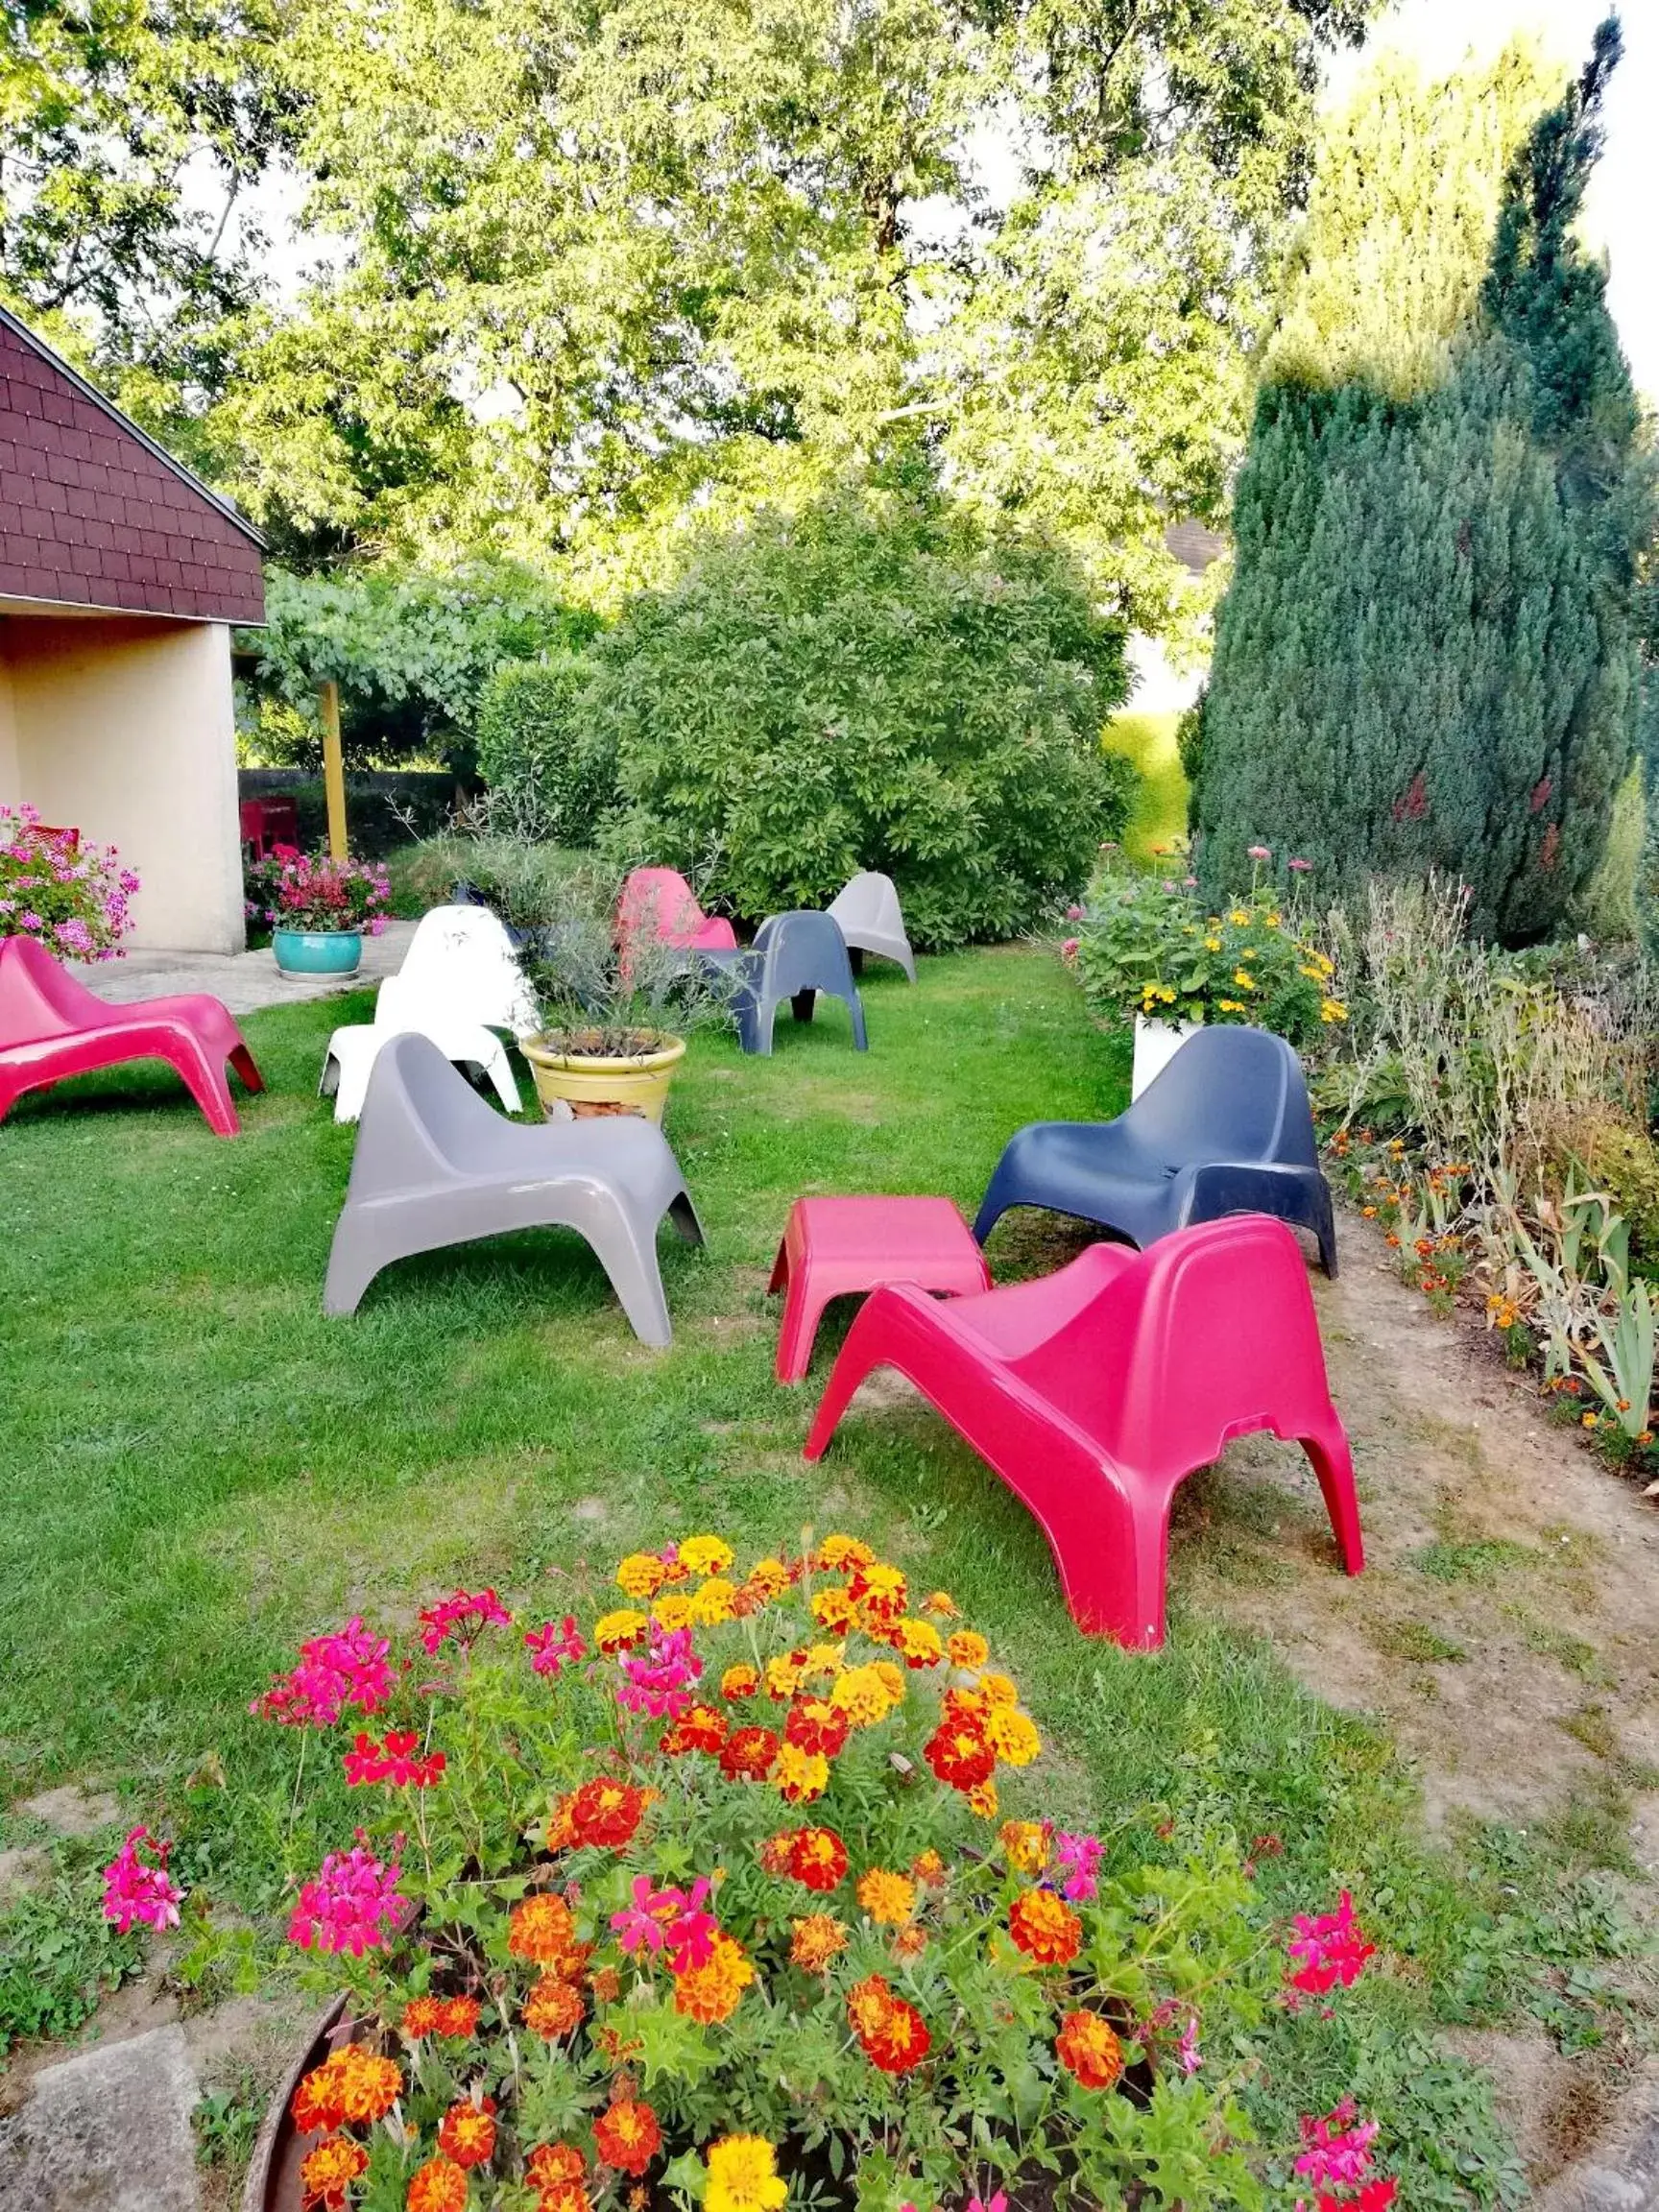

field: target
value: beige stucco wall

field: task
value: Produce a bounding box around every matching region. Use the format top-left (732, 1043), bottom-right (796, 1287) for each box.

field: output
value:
top-left (0, 614), bottom-right (244, 952)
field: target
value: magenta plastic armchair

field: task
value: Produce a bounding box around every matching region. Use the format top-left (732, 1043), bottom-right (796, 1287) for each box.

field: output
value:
top-left (0, 937), bottom-right (264, 1136)
top-left (617, 868), bottom-right (738, 954)
top-left (804, 1215), bottom-right (1361, 1648)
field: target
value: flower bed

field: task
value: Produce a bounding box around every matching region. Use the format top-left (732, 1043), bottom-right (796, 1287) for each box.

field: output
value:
top-left (246, 848), bottom-right (393, 938)
top-left (0, 803), bottom-right (138, 959)
top-left (119, 1534), bottom-right (1397, 2211)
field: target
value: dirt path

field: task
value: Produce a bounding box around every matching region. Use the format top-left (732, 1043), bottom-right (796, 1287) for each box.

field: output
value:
top-left (1174, 1204), bottom-right (1659, 2198)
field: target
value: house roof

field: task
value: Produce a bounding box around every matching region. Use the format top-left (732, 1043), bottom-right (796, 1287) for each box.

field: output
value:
top-left (0, 305), bottom-right (265, 626)
top-left (1165, 519), bottom-right (1228, 577)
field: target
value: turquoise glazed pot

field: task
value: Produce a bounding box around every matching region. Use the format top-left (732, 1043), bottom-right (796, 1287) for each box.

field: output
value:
top-left (273, 927), bottom-right (363, 977)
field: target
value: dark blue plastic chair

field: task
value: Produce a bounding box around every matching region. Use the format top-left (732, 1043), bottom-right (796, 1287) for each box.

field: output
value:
top-left (973, 1026), bottom-right (1337, 1276)
top-left (712, 912), bottom-right (868, 1056)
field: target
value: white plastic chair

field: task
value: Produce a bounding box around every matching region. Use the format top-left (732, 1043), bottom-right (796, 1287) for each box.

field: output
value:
top-left (320, 970), bottom-right (523, 1124)
top-left (827, 872), bottom-right (916, 982)
top-left (395, 905), bottom-right (541, 1039)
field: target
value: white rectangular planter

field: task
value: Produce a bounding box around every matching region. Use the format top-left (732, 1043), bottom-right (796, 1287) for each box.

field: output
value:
top-left (1131, 1013), bottom-right (1203, 1099)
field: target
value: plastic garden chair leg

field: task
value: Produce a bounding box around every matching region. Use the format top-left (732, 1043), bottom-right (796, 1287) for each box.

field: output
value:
top-left (845, 992), bottom-right (868, 1051)
top-left (168, 1033), bottom-right (244, 1137)
top-left (229, 1045), bottom-right (266, 1096)
top-left (1302, 1416), bottom-right (1364, 1574)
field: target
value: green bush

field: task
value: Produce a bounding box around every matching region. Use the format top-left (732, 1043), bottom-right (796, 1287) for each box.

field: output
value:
top-left (474, 657), bottom-right (616, 846)
top-left (585, 495), bottom-right (1136, 948)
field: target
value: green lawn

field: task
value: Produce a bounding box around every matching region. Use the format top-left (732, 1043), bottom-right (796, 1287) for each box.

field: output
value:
top-left (1104, 710), bottom-right (1191, 860)
top-left (0, 948), bottom-right (1632, 2195)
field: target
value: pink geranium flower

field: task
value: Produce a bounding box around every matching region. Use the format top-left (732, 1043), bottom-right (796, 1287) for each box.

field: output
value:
top-left (102, 1826), bottom-right (184, 1934)
top-left (1051, 1829), bottom-right (1102, 1903)
top-left (418, 1588), bottom-right (513, 1654)
top-left (1287, 1891), bottom-right (1376, 1996)
top-left (524, 1616), bottom-right (587, 1678)
top-left (288, 1833), bottom-right (409, 1956)
top-left (610, 1875), bottom-right (716, 1972)
top-left (343, 1729), bottom-right (446, 1788)
top-left (252, 1617), bottom-right (396, 1727)
top-left (1295, 2101), bottom-right (1379, 2189)
top-left (616, 1625), bottom-right (702, 1720)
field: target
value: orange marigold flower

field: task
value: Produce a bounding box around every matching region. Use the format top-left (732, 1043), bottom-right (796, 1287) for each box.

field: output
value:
top-left (1009, 1888), bottom-right (1082, 1966)
top-left (789, 1912), bottom-right (850, 1971)
top-left (984, 1705), bottom-right (1041, 1767)
top-left (721, 1664), bottom-right (761, 1700)
top-left (615, 1552), bottom-right (667, 1599)
top-left (437, 2096), bottom-right (497, 2168)
top-left (999, 1820), bottom-right (1049, 1874)
top-left (538, 2182), bottom-right (591, 2212)
top-left (921, 1589), bottom-right (959, 1617)
top-left (863, 1996), bottom-right (931, 2074)
top-left (293, 2045), bottom-right (403, 2134)
top-left (747, 1557), bottom-right (793, 1599)
top-left (679, 1534), bottom-right (734, 1577)
top-left (924, 1716), bottom-right (996, 1791)
top-left (592, 2098), bottom-right (662, 2176)
top-left (845, 1972), bottom-right (896, 2040)
top-left (509, 1893), bottom-right (580, 1968)
top-left (784, 1697), bottom-right (851, 1758)
top-left (526, 2145), bottom-right (586, 2193)
top-left (434, 1997), bottom-right (479, 2038)
top-left (911, 1848), bottom-right (947, 1887)
top-left (593, 1608), bottom-right (649, 1653)
top-left (947, 1629), bottom-right (990, 1670)
top-left (817, 1533), bottom-right (874, 1571)
top-left (672, 1931), bottom-right (754, 2023)
top-left (774, 1742), bottom-right (830, 1803)
top-left (759, 1830), bottom-right (796, 1876)
top-left (567, 1778), bottom-right (650, 1848)
top-left (893, 1618), bottom-right (945, 1669)
top-left (661, 1703), bottom-right (729, 1756)
top-left (890, 1921), bottom-right (928, 1960)
top-left (764, 1650), bottom-right (809, 1700)
top-left (855, 1867), bottom-right (917, 1925)
top-left (802, 1641), bottom-right (845, 1677)
top-left (301, 2133), bottom-right (369, 2212)
top-left (979, 1671), bottom-right (1019, 1706)
top-left (523, 1976), bottom-right (585, 2040)
top-left (809, 1587), bottom-right (858, 1633)
top-left (400, 1996), bottom-right (445, 2041)
top-left (967, 1776), bottom-right (998, 1818)
top-left (830, 1665), bottom-right (898, 1728)
top-left (1056, 2009), bottom-right (1124, 2091)
top-left (850, 1562), bottom-right (907, 1620)
top-left (872, 1659), bottom-right (905, 1702)
top-left (590, 1964), bottom-right (620, 2005)
top-left (784, 1825), bottom-right (849, 1891)
top-left (406, 2155), bottom-right (469, 2212)
top-left (718, 1725), bottom-right (780, 1782)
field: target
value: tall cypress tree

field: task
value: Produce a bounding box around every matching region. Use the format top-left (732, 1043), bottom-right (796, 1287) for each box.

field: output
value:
top-left (1190, 24), bottom-right (1656, 944)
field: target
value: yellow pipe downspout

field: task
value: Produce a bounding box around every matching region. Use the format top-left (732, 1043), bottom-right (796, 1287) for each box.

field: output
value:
top-left (317, 679), bottom-right (348, 859)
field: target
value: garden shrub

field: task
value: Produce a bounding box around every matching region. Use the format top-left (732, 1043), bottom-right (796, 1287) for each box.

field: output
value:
top-left (239, 560), bottom-right (600, 778)
top-left (1191, 31), bottom-right (1655, 946)
top-left (475, 658), bottom-right (617, 847)
top-left (586, 496), bottom-right (1136, 948)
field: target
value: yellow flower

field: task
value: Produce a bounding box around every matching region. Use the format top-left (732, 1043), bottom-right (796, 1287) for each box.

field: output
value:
top-left (921, 1590), bottom-right (958, 1617)
top-left (789, 1913), bottom-right (849, 1972)
top-left (810, 1587), bottom-right (858, 1633)
top-left (594, 1608), bottom-right (649, 1653)
top-left (983, 1705), bottom-right (1042, 1767)
top-left (1233, 970), bottom-right (1256, 991)
top-left (817, 1534), bottom-right (874, 1571)
top-left (775, 1743), bottom-right (830, 1803)
top-left (1320, 998), bottom-right (1348, 1024)
top-left (855, 1868), bottom-right (917, 1926)
top-left (705, 2135), bottom-right (787, 2212)
top-left (680, 1534), bottom-right (734, 1578)
top-left (765, 1651), bottom-right (808, 1699)
top-left (1228, 908), bottom-right (1251, 926)
top-left (830, 1665), bottom-right (899, 1727)
top-left (1204, 936), bottom-right (1223, 952)
top-left (999, 1819), bottom-right (1049, 1873)
top-left (1157, 985), bottom-right (1176, 1003)
top-left (721, 1663), bottom-right (760, 1699)
top-left (871, 1660), bottom-right (906, 1704)
top-left (893, 1618), bottom-right (944, 1668)
top-left (746, 1557), bottom-right (792, 1599)
top-left (803, 1641), bottom-right (845, 1678)
top-left (687, 1576), bottom-right (738, 1626)
top-left (979, 1671), bottom-right (1019, 1706)
top-left (967, 1776), bottom-right (998, 1817)
top-left (1298, 964), bottom-right (1324, 981)
top-left (651, 1592), bottom-right (694, 1633)
top-left (615, 1552), bottom-right (666, 1599)
top-left (948, 1629), bottom-right (990, 1671)
top-left (1265, 911), bottom-right (1281, 927)
top-left (1217, 998), bottom-right (1245, 1014)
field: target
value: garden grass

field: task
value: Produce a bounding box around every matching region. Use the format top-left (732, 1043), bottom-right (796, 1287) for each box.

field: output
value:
top-left (1103, 709), bottom-right (1190, 860)
top-left (0, 946), bottom-right (1647, 2194)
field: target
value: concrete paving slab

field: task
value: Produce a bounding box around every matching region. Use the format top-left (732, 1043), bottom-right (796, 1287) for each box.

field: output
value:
top-left (67, 920), bottom-right (417, 1020)
top-left (0, 2024), bottom-right (201, 2211)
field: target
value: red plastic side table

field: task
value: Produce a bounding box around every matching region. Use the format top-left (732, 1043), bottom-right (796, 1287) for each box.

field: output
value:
top-left (767, 1194), bottom-right (992, 1383)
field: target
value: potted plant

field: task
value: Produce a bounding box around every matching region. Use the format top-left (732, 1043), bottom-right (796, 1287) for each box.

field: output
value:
top-left (1068, 852), bottom-right (1343, 1095)
top-left (205, 1529), bottom-right (1380, 2212)
top-left (250, 849), bottom-right (393, 977)
top-left (0, 803), bottom-right (139, 960)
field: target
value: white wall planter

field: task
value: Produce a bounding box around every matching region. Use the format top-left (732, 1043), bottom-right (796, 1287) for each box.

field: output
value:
top-left (1131, 1013), bottom-right (1204, 1099)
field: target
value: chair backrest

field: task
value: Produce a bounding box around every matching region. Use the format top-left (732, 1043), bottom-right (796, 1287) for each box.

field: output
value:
top-left (1009, 1216), bottom-right (1334, 1474)
top-left (829, 871), bottom-right (904, 938)
top-left (348, 1031), bottom-right (501, 1196)
top-left (397, 906), bottom-right (540, 1037)
top-left (1121, 1025), bottom-right (1316, 1168)
top-left (617, 868), bottom-right (712, 949)
top-left (757, 911), bottom-right (854, 1001)
top-left (0, 934), bottom-right (110, 1044)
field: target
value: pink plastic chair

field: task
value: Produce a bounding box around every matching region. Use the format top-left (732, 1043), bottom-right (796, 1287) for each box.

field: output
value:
top-left (0, 937), bottom-right (265, 1137)
top-left (804, 1215), bottom-right (1362, 1648)
top-left (769, 1194), bottom-right (991, 1382)
top-left (617, 868), bottom-right (738, 953)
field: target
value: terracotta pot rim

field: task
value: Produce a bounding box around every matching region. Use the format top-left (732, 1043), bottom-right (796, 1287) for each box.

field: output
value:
top-left (241, 1993), bottom-right (348, 2212)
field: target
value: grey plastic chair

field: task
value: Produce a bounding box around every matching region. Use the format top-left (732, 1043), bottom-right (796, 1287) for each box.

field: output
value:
top-left (721, 912), bottom-right (868, 1056)
top-left (828, 871), bottom-right (916, 982)
top-left (324, 1033), bottom-right (704, 1341)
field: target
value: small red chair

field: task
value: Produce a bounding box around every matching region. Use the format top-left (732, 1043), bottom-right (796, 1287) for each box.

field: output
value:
top-left (0, 937), bottom-right (265, 1138)
top-left (803, 1214), bottom-right (1361, 1648)
top-left (769, 1195), bottom-right (991, 1382)
top-left (239, 797), bottom-right (301, 862)
top-left (617, 868), bottom-right (738, 953)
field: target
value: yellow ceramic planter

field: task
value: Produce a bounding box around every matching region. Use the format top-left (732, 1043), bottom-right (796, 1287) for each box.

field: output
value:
top-left (521, 1030), bottom-right (686, 1124)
